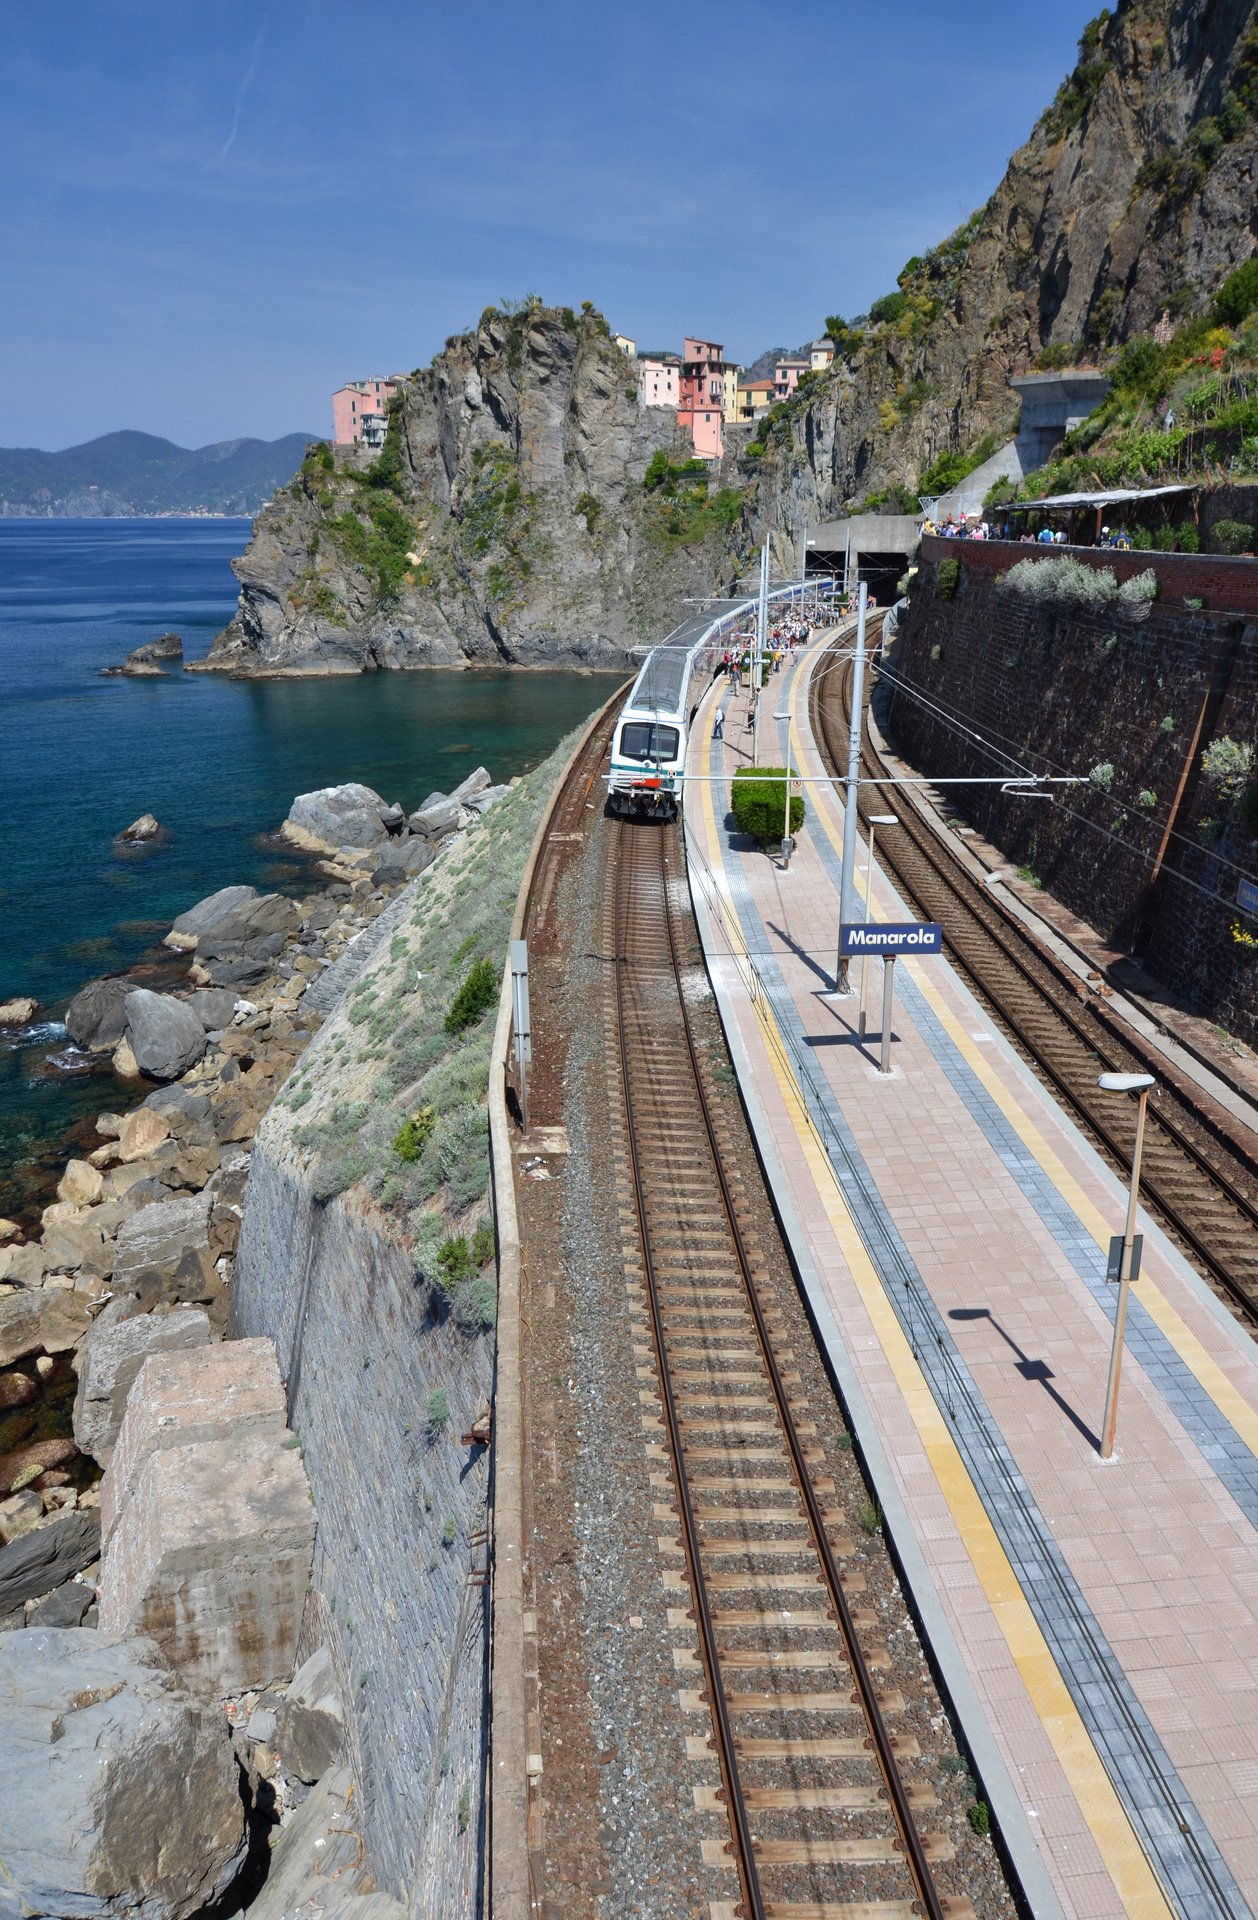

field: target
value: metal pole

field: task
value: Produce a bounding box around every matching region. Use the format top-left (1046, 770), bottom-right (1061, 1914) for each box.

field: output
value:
top-left (834, 580), bottom-right (868, 992)
top-left (1099, 1086), bottom-right (1149, 1460)
top-left (754, 542), bottom-right (768, 768)
top-left (878, 956), bottom-right (895, 1074)
top-left (783, 720), bottom-right (792, 850)
top-left (858, 819), bottom-right (877, 1041)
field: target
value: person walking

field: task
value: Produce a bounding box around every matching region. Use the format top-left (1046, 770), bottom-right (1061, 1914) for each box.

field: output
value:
top-left (713, 705), bottom-right (725, 741)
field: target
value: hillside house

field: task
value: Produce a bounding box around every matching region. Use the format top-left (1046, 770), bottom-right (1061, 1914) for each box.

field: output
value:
top-left (637, 356), bottom-right (681, 409)
top-left (679, 337), bottom-right (725, 458)
top-left (332, 378), bottom-right (403, 447)
top-left (773, 357), bottom-right (809, 401)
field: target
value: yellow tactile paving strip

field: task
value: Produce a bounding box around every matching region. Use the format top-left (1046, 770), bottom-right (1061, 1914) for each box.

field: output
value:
top-left (690, 671), bottom-right (1176, 1920)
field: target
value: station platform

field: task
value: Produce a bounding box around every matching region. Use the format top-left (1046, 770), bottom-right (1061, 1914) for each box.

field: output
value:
top-left (683, 635), bottom-right (1258, 1920)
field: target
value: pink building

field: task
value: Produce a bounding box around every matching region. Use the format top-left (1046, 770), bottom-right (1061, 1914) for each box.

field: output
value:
top-left (773, 357), bottom-right (810, 401)
top-left (332, 377), bottom-right (402, 447)
top-left (679, 338), bottom-right (725, 459)
top-left (637, 356), bottom-right (681, 409)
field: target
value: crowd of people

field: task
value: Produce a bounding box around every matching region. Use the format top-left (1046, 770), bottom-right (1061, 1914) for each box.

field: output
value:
top-left (921, 513), bottom-right (1138, 550)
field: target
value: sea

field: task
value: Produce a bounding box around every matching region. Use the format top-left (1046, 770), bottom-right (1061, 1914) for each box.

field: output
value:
top-left (0, 518), bottom-right (622, 1217)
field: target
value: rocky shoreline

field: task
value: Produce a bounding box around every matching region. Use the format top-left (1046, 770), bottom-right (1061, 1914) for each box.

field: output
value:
top-left (0, 763), bottom-right (509, 1607)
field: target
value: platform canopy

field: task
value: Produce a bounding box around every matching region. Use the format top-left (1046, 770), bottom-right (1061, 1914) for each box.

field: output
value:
top-left (1003, 482), bottom-right (1193, 513)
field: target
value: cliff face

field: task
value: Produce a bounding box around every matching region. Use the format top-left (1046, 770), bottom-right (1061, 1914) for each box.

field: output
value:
top-left (203, 309), bottom-right (750, 675)
top-left (758, 0), bottom-right (1258, 531)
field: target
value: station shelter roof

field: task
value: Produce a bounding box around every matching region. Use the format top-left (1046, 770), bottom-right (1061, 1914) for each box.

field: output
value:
top-left (1002, 483), bottom-right (1193, 514)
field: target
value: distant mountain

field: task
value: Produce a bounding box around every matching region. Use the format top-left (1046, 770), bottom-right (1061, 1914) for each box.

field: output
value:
top-left (0, 430), bottom-right (319, 517)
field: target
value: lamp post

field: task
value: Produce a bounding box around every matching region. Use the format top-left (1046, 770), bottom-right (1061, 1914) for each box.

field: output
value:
top-left (1097, 1071), bottom-right (1156, 1460)
top-left (834, 580), bottom-right (869, 993)
top-left (858, 814), bottom-right (898, 1041)
top-left (773, 709), bottom-right (794, 866)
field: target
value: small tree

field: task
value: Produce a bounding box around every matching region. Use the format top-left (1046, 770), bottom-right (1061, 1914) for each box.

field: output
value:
top-left (731, 767), bottom-right (805, 843)
top-left (1214, 257), bottom-right (1258, 327)
top-left (444, 956), bottom-right (498, 1034)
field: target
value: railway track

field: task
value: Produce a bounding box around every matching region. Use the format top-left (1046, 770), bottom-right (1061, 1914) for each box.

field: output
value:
top-left (809, 644), bottom-right (1258, 1324)
top-left (609, 813), bottom-right (955, 1920)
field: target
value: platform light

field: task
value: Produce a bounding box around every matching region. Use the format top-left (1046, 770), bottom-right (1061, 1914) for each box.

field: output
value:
top-left (1096, 1071), bottom-right (1156, 1460)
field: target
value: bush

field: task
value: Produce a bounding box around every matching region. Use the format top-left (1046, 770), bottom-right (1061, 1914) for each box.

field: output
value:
top-left (1214, 258), bottom-right (1258, 328)
top-left (1089, 762), bottom-right (1115, 790)
top-left (1211, 519), bottom-right (1254, 555)
top-left (1178, 524), bottom-right (1200, 552)
top-left (1131, 526), bottom-right (1153, 550)
top-left (471, 1221), bottom-right (495, 1266)
top-left (731, 767), bottom-right (805, 843)
top-left (454, 1274), bottom-right (497, 1333)
top-left (935, 558), bottom-right (961, 599)
top-left (393, 1106), bottom-right (437, 1162)
top-left (869, 291), bottom-right (907, 326)
top-left (1202, 736), bottom-right (1256, 798)
top-left (1153, 526), bottom-right (1176, 551)
top-left (1117, 569), bottom-right (1158, 606)
top-left (574, 491), bottom-right (601, 527)
top-left (1001, 555), bottom-right (1118, 607)
top-left (425, 1386), bottom-right (449, 1433)
top-left (444, 956), bottom-right (499, 1034)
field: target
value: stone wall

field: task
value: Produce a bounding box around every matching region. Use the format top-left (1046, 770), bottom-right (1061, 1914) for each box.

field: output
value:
top-left (922, 533), bottom-right (1258, 615)
top-left (887, 543), bottom-right (1258, 1043)
top-left (231, 1148), bottom-right (491, 1918)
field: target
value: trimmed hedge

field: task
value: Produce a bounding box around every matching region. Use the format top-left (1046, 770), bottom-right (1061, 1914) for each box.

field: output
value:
top-left (732, 766), bottom-right (805, 842)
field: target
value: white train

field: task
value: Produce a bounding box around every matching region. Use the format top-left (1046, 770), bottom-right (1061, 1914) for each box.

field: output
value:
top-left (607, 582), bottom-right (837, 819)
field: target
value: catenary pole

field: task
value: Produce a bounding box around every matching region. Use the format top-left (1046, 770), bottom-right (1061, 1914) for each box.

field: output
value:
top-left (753, 541), bottom-right (769, 768)
top-left (835, 579), bottom-right (868, 992)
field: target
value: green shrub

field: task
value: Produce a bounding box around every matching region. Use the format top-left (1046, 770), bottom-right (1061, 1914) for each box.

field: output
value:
top-left (574, 491), bottom-right (601, 528)
top-left (1153, 526), bottom-right (1176, 551)
top-left (1211, 519), bottom-right (1254, 555)
top-left (442, 1515), bottom-right (457, 1547)
top-left (471, 1221), bottom-right (496, 1266)
top-left (743, 440), bottom-right (766, 459)
top-left (444, 956), bottom-right (498, 1034)
top-left (731, 767), bottom-right (805, 843)
top-left (1178, 524), bottom-right (1200, 552)
top-left (1117, 569), bottom-right (1158, 606)
top-left (969, 1800), bottom-right (991, 1837)
top-left (393, 1107), bottom-right (437, 1162)
top-left (425, 1386), bottom-right (449, 1433)
top-left (936, 558), bottom-right (961, 599)
top-left (436, 1236), bottom-right (472, 1287)
top-left (1215, 258), bottom-right (1258, 328)
top-left (869, 291), bottom-right (907, 326)
top-left (1089, 761), bottom-right (1115, 790)
top-left (1131, 526), bottom-right (1153, 550)
top-left (1202, 736), bottom-right (1255, 798)
top-left (454, 1274), bottom-right (498, 1333)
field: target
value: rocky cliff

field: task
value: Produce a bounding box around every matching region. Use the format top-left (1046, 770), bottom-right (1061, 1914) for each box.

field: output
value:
top-left (757, 0), bottom-right (1258, 531)
top-left (201, 308), bottom-right (752, 675)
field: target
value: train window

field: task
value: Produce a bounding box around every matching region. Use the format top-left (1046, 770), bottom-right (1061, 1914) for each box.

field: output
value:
top-left (620, 722), bottom-right (681, 762)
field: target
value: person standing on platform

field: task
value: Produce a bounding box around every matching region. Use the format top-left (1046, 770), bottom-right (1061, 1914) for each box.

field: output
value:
top-left (713, 705), bottom-right (725, 741)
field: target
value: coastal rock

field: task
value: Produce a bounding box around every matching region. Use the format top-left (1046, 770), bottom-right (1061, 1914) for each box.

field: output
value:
top-left (0, 1289), bottom-right (91, 1368)
top-left (447, 765), bottom-right (493, 806)
top-left (275, 1645), bottom-right (345, 1783)
top-left (0, 1241), bottom-right (51, 1288)
top-left (281, 783), bottom-right (391, 853)
top-left (73, 1306), bottom-right (213, 1465)
top-left (123, 989), bottom-right (207, 1081)
top-left (166, 883), bottom-right (259, 952)
top-left (40, 1209), bottom-right (112, 1278)
top-left (204, 956), bottom-right (271, 989)
top-left (0, 1374), bottom-right (39, 1415)
top-left (117, 1105), bottom-right (173, 1162)
top-left (0, 1436), bottom-right (79, 1499)
top-left (371, 838), bottom-right (435, 885)
top-left (0, 1489), bottom-right (43, 1543)
top-left (189, 986), bottom-right (239, 1030)
top-left (112, 1034), bottom-right (142, 1079)
top-left (242, 1767), bottom-right (407, 1920)
top-left (112, 1191), bottom-right (217, 1304)
top-left (65, 978), bottom-right (133, 1052)
top-left (102, 631), bottom-right (185, 678)
top-left (0, 1509), bottom-right (100, 1612)
top-left (465, 782), bottom-right (512, 815)
top-left (58, 1157), bottom-right (105, 1208)
top-left (118, 812), bottom-right (164, 842)
top-left (379, 801), bottom-right (405, 833)
top-left (0, 997), bottom-right (37, 1026)
top-left (28, 1580), bottom-right (94, 1626)
top-left (407, 797), bottom-right (460, 840)
top-left (0, 1629), bottom-right (248, 1920)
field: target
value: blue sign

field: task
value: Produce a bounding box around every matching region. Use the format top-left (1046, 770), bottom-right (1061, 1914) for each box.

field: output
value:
top-left (1237, 877), bottom-right (1258, 916)
top-left (839, 921), bottom-right (943, 957)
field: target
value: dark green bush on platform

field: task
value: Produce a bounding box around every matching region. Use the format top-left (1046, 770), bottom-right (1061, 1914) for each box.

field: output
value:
top-left (1211, 519), bottom-right (1254, 555)
top-left (935, 557), bottom-right (961, 599)
top-left (731, 767), bottom-right (805, 843)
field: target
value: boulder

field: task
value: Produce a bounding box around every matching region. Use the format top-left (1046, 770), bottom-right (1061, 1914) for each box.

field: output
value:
top-left (464, 782), bottom-right (512, 815)
top-left (0, 1509), bottom-right (100, 1612)
top-left (0, 1374), bottom-right (38, 1414)
top-left (189, 987), bottom-right (238, 1031)
top-left (0, 997), bottom-right (36, 1026)
top-left (447, 765), bottom-right (492, 805)
top-left (117, 1105), bottom-right (173, 1162)
top-left (0, 1240), bottom-right (51, 1288)
top-left (143, 1084), bottom-right (215, 1141)
top-left (123, 990), bottom-right (207, 1081)
top-left (282, 783), bottom-right (391, 854)
top-left (0, 1436), bottom-right (79, 1498)
top-left (407, 797), bottom-right (460, 840)
top-left (0, 1629), bottom-right (247, 1920)
top-left (0, 1489), bottom-right (43, 1543)
top-left (204, 956), bottom-right (271, 989)
top-left (379, 801), bottom-right (405, 834)
top-left (371, 837), bottom-right (436, 885)
top-left (65, 978), bottom-right (133, 1052)
top-left (118, 813), bottom-right (163, 842)
top-left (73, 1306), bottom-right (213, 1465)
top-left (275, 1644), bottom-right (346, 1783)
top-left (112, 1034), bottom-right (142, 1079)
top-left (58, 1157), bottom-right (105, 1208)
top-left (112, 1192), bottom-right (216, 1304)
top-left (242, 1766), bottom-right (406, 1920)
top-left (40, 1210), bottom-right (112, 1279)
top-left (0, 1290), bottom-right (91, 1368)
top-left (28, 1580), bottom-right (94, 1626)
top-left (165, 883), bottom-right (259, 952)
top-left (95, 1113), bottom-right (126, 1139)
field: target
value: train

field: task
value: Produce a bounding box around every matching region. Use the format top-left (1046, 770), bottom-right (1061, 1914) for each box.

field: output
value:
top-left (606, 580), bottom-right (844, 820)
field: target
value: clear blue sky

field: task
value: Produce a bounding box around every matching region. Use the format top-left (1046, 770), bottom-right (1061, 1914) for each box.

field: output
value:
top-left (2, 0), bottom-right (1099, 451)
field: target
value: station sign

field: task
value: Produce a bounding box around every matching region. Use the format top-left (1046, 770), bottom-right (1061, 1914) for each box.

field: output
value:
top-left (839, 921), bottom-right (943, 957)
top-left (1106, 1233), bottom-right (1143, 1284)
top-left (1237, 876), bottom-right (1258, 915)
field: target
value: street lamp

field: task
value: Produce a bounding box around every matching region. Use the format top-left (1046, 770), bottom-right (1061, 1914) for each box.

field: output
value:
top-left (858, 814), bottom-right (898, 1041)
top-left (1096, 1071), bottom-right (1156, 1461)
top-left (774, 709), bottom-right (794, 866)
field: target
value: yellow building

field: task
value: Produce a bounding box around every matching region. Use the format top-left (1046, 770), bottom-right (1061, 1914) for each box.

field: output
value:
top-left (723, 364), bottom-right (743, 427)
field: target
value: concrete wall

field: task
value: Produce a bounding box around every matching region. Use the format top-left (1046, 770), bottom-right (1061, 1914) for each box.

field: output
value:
top-left (888, 542), bottom-right (1258, 1044)
top-left (232, 1146), bottom-right (492, 1918)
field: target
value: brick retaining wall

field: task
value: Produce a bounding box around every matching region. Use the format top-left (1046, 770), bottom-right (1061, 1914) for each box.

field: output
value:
top-left (921, 534), bottom-right (1258, 615)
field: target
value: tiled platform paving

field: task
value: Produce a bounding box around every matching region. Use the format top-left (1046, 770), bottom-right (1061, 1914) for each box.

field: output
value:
top-left (682, 635), bottom-right (1258, 1920)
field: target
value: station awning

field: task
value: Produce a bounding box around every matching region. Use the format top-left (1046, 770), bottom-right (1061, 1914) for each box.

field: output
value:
top-left (1003, 483), bottom-right (1193, 513)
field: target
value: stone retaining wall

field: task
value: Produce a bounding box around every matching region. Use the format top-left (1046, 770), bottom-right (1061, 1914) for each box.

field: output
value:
top-left (888, 546), bottom-right (1258, 1043)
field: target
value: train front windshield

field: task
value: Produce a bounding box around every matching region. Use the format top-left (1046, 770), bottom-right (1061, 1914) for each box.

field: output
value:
top-left (619, 722), bottom-right (681, 764)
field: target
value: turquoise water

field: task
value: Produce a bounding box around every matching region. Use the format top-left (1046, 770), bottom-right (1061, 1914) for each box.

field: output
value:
top-left (0, 519), bottom-right (622, 1213)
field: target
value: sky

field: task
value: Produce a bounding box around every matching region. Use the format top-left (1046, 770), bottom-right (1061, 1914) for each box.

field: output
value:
top-left (2, 0), bottom-right (1101, 451)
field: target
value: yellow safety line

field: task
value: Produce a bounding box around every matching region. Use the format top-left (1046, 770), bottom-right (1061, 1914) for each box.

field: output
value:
top-left (692, 683), bottom-right (1175, 1919)
top-left (786, 652), bottom-right (1258, 1468)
